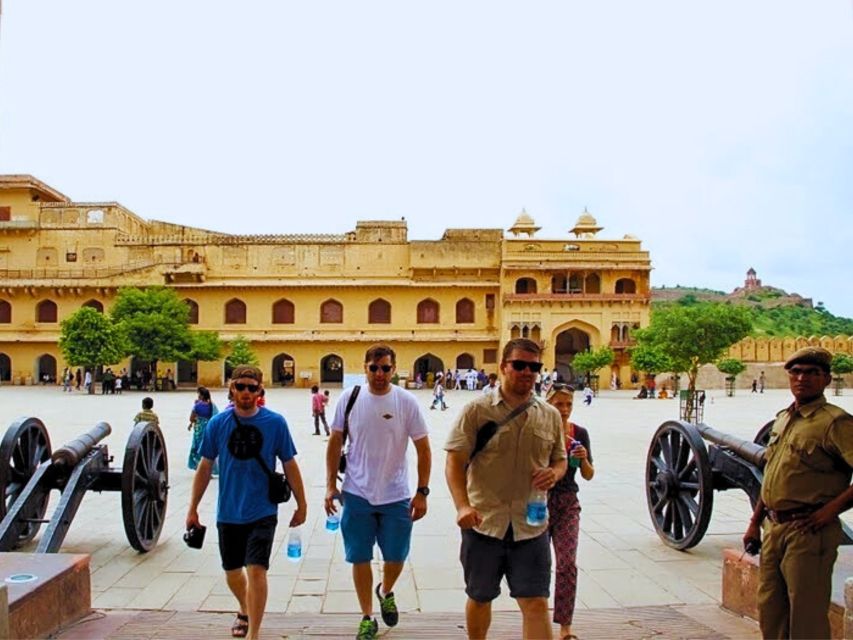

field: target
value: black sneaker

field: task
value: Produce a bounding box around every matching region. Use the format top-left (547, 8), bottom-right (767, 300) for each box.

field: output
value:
top-left (356, 616), bottom-right (378, 639)
top-left (375, 584), bottom-right (399, 627)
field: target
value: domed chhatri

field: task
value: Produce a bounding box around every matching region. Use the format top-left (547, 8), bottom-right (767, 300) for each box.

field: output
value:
top-left (570, 207), bottom-right (603, 238)
top-left (507, 208), bottom-right (541, 237)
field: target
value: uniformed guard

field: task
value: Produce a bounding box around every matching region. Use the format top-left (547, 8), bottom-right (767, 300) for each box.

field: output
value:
top-left (743, 346), bottom-right (853, 639)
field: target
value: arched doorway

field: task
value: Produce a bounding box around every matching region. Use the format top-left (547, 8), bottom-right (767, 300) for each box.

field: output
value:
top-left (0, 353), bottom-right (10, 381)
top-left (272, 353), bottom-right (296, 386)
top-left (130, 357), bottom-right (154, 390)
top-left (554, 328), bottom-right (591, 385)
top-left (413, 354), bottom-right (444, 381)
top-left (321, 354), bottom-right (343, 385)
top-left (456, 353), bottom-right (475, 370)
top-left (36, 354), bottom-right (57, 383)
top-left (177, 359), bottom-right (197, 385)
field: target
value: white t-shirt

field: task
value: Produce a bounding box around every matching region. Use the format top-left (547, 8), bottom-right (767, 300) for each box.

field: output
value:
top-left (332, 384), bottom-right (429, 505)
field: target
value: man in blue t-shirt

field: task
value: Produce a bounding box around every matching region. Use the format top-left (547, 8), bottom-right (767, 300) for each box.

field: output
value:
top-left (187, 365), bottom-right (307, 640)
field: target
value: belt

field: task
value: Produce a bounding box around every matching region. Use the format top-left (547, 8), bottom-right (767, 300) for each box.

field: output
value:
top-left (766, 505), bottom-right (821, 524)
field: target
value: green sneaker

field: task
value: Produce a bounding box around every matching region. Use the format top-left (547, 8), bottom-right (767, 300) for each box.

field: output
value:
top-left (375, 584), bottom-right (399, 627)
top-left (356, 617), bottom-right (378, 640)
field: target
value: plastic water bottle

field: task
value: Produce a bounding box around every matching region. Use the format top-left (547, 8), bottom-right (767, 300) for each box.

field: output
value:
top-left (326, 496), bottom-right (341, 532)
top-left (569, 439), bottom-right (581, 468)
top-left (286, 527), bottom-right (302, 562)
top-left (526, 489), bottom-right (548, 526)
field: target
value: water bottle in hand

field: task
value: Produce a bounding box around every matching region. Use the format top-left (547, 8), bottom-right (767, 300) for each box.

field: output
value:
top-left (286, 527), bottom-right (302, 562)
top-left (526, 489), bottom-right (548, 526)
top-left (326, 496), bottom-right (341, 532)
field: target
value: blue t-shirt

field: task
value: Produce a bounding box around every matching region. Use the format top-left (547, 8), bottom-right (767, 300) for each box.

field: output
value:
top-left (200, 406), bottom-right (297, 524)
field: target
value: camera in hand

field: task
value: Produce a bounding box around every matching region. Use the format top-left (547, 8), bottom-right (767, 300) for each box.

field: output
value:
top-left (183, 524), bottom-right (207, 549)
top-left (744, 537), bottom-right (760, 556)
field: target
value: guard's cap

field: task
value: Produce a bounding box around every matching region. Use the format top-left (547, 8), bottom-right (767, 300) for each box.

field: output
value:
top-left (784, 347), bottom-right (832, 373)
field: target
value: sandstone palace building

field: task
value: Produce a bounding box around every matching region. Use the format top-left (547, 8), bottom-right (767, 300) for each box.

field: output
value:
top-left (0, 175), bottom-right (651, 388)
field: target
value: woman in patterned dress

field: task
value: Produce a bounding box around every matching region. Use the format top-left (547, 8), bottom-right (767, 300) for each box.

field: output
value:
top-left (546, 384), bottom-right (595, 640)
top-left (187, 386), bottom-right (218, 471)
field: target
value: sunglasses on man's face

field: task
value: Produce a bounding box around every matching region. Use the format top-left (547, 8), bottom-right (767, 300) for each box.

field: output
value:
top-left (368, 364), bottom-right (393, 373)
top-left (233, 382), bottom-right (260, 393)
top-left (508, 360), bottom-right (543, 373)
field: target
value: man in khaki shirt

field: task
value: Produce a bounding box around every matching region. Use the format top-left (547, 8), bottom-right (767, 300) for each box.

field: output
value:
top-left (743, 347), bottom-right (853, 639)
top-left (446, 338), bottom-right (567, 640)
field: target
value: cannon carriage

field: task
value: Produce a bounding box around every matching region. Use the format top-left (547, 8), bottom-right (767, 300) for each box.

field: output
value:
top-left (0, 417), bottom-right (169, 553)
top-left (645, 419), bottom-right (852, 550)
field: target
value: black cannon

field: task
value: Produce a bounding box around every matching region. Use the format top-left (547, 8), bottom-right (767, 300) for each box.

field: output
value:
top-left (645, 419), bottom-right (853, 550)
top-left (0, 417), bottom-right (168, 553)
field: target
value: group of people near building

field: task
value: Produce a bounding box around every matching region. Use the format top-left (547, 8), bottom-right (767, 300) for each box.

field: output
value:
top-left (181, 342), bottom-right (852, 640)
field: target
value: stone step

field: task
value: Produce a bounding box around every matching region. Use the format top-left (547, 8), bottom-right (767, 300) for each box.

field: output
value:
top-left (0, 552), bottom-right (91, 639)
top-left (722, 546), bottom-right (853, 639)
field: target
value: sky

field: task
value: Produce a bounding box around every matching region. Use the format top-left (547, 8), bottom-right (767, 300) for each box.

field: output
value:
top-left (1, 1), bottom-right (851, 317)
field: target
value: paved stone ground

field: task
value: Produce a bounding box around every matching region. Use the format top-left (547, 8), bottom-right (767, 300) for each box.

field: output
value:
top-left (1, 384), bottom-right (850, 638)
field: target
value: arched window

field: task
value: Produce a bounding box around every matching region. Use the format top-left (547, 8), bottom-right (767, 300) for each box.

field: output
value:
top-left (0, 300), bottom-right (10, 324)
top-left (615, 278), bottom-right (637, 294)
top-left (272, 299), bottom-right (295, 324)
top-left (456, 353), bottom-right (475, 370)
top-left (455, 298), bottom-right (475, 323)
top-left (225, 298), bottom-right (247, 324)
top-left (569, 273), bottom-right (583, 293)
top-left (184, 298), bottom-right (199, 324)
top-left (551, 275), bottom-right (568, 294)
top-left (417, 299), bottom-right (440, 324)
top-left (321, 299), bottom-right (343, 323)
top-left (515, 278), bottom-right (537, 294)
top-left (82, 299), bottom-right (104, 313)
top-left (36, 300), bottom-right (57, 323)
top-left (585, 273), bottom-right (601, 294)
top-left (368, 299), bottom-right (391, 324)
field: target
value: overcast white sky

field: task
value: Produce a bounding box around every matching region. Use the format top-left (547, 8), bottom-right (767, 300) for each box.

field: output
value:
top-left (1, 2), bottom-right (851, 317)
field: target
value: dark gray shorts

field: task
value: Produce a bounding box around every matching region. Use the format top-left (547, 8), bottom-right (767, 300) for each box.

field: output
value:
top-left (460, 527), bottom-right (551, 602)
top-left (217, 515), bottom-right (277, 571)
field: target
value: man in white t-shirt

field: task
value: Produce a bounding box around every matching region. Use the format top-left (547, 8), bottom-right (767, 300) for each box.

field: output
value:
top-left (325, 344), bottom-right (432, 640)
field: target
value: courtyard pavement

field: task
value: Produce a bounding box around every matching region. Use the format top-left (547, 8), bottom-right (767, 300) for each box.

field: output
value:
top-left (2, 383), bottom-right (851, 638)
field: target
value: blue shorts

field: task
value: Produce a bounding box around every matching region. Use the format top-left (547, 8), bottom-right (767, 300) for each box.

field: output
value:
top-left (340, 491), bottom-right (413, 564)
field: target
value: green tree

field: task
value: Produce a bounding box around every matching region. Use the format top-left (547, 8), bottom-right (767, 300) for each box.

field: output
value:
top-left (630, 344), bottom-right (673, 375)
top-left (831, 353), bottom-right (853, 376)
top-left (111, 287), bottom-right (195, 384)
top-left (571, 347), bottom-right (615, 381)
top-left (716, 358), bottom-right (746, 378)
top-left (225, 335), bottom-right (260, 373)
top-left (634, 302), bottom-right (752, 419)
top-left (188, 331), bottom-right (224, 362)
top-left (58, 307), bottom-right (126, 394)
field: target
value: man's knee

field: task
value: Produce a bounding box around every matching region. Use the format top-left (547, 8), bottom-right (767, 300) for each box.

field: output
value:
top-left (517, 596), bottom-right (549, 615)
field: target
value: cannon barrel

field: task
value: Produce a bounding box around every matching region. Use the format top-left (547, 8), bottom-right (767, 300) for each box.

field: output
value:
top-left (50, 422), bottom-right (112, 467)
top-left (696, 423), bottom-right (766, 467)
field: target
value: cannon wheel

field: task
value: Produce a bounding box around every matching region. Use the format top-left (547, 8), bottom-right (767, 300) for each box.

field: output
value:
top-left (753, 420), bottom-right (774, 447)
top-left (121, 421), bottom-right (168, 552)
top-left (646, 421), bottom-right (714, 550)
top-left (0, 418), bottom-right (52, 545)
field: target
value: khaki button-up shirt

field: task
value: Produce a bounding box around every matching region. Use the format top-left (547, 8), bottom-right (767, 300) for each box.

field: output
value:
top-left (761, 396), bottom-right (853, 511)
top-left (445, 391), bottom-right (566, 541)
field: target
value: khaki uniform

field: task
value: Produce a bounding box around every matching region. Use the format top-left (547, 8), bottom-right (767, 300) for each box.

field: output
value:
top-left (759, 396), bottom-right (853, 639)
top-left (445, 392), bottom-right (565, 541)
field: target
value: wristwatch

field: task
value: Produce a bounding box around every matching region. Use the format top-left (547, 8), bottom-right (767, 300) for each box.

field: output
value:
top-left (416, 486), bottom-right (430, 497)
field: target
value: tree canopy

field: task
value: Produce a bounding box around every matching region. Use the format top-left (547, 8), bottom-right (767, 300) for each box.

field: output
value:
top-left (58, 307), bottom-right (126, 392)
top-left (630, 343), bottom-right (674, 375)
top-left (716, 358), bottom-right (746, 378)
top-left (831, 353), bottom-right (853, 376)
top-left (571, 347), bottom-right (615, 377)
top-left (225, 335), bottom-right (260, 370)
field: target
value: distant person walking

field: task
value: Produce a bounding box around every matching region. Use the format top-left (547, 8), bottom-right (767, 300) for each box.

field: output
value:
top-left (759, 371), bottom-right (766, 393)
top-left (311, 385), bottom-right (330, 436)
top-left (188, 386), bottom-right (218, 471)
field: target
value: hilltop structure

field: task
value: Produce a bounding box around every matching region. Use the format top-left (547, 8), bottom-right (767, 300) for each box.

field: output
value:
top-left (0, 175), bottom-right (651, 387)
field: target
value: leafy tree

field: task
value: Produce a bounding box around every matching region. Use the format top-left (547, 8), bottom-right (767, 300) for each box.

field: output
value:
top-left (716, 358), bottom-right (746, 378)
top-left (188, 331), bottom-right (224, 362)
top-left (225, 335), bottom-right (259, 371)
top-left (111, 287), bottom-right (195, 383)
top-left (634, 302), bottom-right (752, 420)
top-left (831, 353), bottom-right (853, 376)
top-left (572, 347), bottom-right (615, 380)
top-left (630, 344), bottom-right (673, 375)
top-left (58, 307), bottom-right (126, 394)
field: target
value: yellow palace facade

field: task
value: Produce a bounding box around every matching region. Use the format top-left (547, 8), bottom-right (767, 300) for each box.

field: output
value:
top-left (0, 175), bottom-right (651, 388)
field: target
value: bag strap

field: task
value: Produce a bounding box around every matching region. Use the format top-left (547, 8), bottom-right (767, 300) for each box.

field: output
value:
top-left (233, 414), bottom-right (278, 479)
top-left (341, 385), bottom-right (361, 447)
top-left (469, 396), bottom-right (536, 463)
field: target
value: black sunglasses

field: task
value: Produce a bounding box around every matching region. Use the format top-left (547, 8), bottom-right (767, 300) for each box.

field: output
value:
top-left (234, 382), bottom-right (260, 393)
top-left (508, 360), bottom-right (543, 373)
top-left (368, 364), bottom-right (393, 373)
top-left (551, 382), bottom-right (574, 392)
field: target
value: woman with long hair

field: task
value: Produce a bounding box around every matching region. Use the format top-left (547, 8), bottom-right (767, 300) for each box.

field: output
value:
top-left (188, 386), bottom-right (219, 471)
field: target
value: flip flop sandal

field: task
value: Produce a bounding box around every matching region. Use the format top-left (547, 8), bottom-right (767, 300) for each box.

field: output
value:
top-left (231, 613), bottom-right (249, 638)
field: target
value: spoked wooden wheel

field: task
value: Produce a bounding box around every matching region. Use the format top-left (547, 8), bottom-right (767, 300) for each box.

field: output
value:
top-left (121, 421), bottom-right (168, 552)
top-left (0, 418), bottom-right (52, 545)
top-left (646, 421), bottom-right (713, 550)
top-left (753, 420), bottom-right (774, 447)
